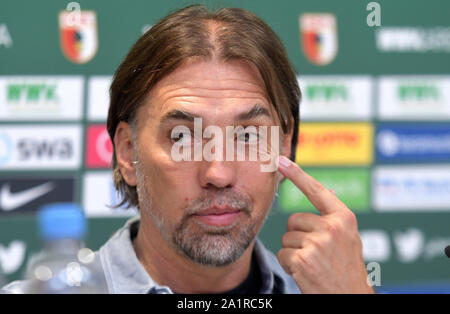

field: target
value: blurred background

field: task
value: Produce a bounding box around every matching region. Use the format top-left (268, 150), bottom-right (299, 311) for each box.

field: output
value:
top-left (0, 0), bottom-right (449, 293)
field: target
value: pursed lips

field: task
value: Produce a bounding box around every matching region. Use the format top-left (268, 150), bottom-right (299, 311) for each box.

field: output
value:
top-left (192, 205), bottom-right (242, 227)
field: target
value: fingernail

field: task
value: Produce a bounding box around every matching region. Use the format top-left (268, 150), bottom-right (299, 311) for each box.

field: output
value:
top-left (278, 156), bottom-right (292, 168)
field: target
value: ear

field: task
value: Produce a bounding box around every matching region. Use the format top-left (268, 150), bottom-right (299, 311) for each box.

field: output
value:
top-left (278, 126), bottom-right (294, 185)
top-left (114, 121), bottom-right (137, 187)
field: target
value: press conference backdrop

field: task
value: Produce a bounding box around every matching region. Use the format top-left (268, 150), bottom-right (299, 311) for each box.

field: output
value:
top-left (1, 0), bottom-right (450, 293)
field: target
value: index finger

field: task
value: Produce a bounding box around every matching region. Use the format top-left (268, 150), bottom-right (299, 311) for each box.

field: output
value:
top-left (277, 155), bottom-right (344, 215)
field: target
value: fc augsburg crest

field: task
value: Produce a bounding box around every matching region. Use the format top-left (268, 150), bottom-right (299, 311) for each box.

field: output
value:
top-left (59, 10), bottom-right (98, 64)
top-left (299, 13), bottom-right (338, 66)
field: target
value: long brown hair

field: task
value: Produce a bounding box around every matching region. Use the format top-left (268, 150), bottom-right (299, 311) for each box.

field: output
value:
top-left (107, 4), bottom-right (301, 208)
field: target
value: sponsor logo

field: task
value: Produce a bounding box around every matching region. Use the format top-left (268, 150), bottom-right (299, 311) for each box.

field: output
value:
top-left (0, 76), bottom-right (83, 120)
top-left (0, 241), bottom-right (26, 274)
top-left (373, 166), bottom-right (450, 211)
top-left (87, 76), bottom-right (112, 121)
top-left (279, 168), bottom-right (370, 213)
top-left (361, 227), bottom-right (450, 265)
top-left (298, 76), bottom-right (373, 120)
top-left (295, 123), bottom-right (373, 165)
top-left (376, 27), bottom-right (450, 53)
top-left (0, 125), bottom-right (81, 169)
top-left (83, 172), bottom-right (137, 217)
top-left (0, 177), bottom-right (75, 214)
top-left (377, 125), bottom-right (450, 162)
top-left (394, 228), bottom-right (425, 263)
top-left (360, 230), bottom-right (391, 263)
top-left (0, 132), bottom-right (13, 165)
top-left (378, 76), bottom-right (450, 120)
top-left (398, 84), bottom-right (440, 102)
top-left (0, 24), bottom-right (12, 48)
top-left (86, 125), bottom-right (113, 168)
top-left (299, 13), bottom-right (338, 66)
top-left (0, 182), bottom-right (55, 212)
top-left (59, 10), bottom-right (98, 63)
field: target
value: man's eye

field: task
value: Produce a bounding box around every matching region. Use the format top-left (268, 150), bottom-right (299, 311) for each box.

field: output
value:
top-left (236, 132), bottom-right (259, 143)
top-left (172, 131), bottom-right (193, 145)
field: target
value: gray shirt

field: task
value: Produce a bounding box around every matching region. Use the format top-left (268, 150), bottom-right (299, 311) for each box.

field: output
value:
top-left (1, 216), bottom-right (301, 294)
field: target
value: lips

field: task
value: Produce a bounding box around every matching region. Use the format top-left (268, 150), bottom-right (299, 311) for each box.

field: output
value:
top-left (193, 206), bottom-right (242, 226)
top-left (195, 206), bottom-right (240, 216)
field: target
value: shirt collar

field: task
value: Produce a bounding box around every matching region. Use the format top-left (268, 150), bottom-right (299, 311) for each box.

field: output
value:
top-left (99, 216), bottom-right (286, 294)
top-left (99, 216), bottom-right (172, 294)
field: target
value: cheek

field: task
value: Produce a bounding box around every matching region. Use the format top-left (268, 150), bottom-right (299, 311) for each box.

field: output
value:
top-left (237, 164), bottom-right (277, 235)
top-left (141, 150), bottom-right (199, 205)
top-left (238, 162), bottom-right (278, 203)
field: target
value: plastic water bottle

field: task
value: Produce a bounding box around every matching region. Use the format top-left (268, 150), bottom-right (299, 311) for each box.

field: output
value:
top-left (0, 263), bottom-right (6, 289)
top-left (25, 203), bottom-right (108, 294)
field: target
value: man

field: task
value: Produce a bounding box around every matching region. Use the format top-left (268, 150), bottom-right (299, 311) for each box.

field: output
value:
top-left (2, 4), bottom-right (372, 294)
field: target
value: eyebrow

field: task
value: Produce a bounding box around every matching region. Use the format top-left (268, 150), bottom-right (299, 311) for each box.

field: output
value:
top-left (160, 104), bottom-right (271, 124)
top-left (160, 109), bottom-right (200, 123)
top-left (235, 104), bottom-right (271, 121)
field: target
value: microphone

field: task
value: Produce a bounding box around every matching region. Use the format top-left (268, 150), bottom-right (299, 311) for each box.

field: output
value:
top-left (445, 245), bottom-right (450, 258)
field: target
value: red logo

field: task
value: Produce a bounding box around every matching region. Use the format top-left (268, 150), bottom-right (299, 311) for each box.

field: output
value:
top-left (59, 11), bottom-right (98, 64)
top-left (299, 13), bottom-right (338, 66)
top-left (86, 125), bottom-right (112, 168)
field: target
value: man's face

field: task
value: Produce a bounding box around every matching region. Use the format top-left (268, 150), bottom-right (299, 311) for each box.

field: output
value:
top-left (126, 58), bottom-right (290, 267)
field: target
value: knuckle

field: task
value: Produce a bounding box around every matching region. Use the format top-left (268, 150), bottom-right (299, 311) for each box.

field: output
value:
top-left (292, 250), bottom-right (306, 268)
top-left (281, 233), bottom-right (290, 247)
top-left (342, 210), bottom-right (358, 229)
top-left (286, 213), bottom-right (302, 230)
top-left (306, 236), bottom-right (323, 253)
top-left (277, 250), bottom-right (291, 273)
top-left (295, 249), bottom-right (314, 270)
top-left (278, 249), bottom-right (301, 275)
top-left (314, 235), bottom-right (330, 251)
top-left (353, 233), bottom-right (364, 250)
top-left (304, 234), bottom-right (317, 246)
top-left (286, 214), bottom-right (297, 226)
top-left (277, 250), bottom-right (283, 262)
top-left (325, 220), bottom-right (341, 236)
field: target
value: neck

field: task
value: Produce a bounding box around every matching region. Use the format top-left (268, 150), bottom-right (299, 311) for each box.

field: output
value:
top-left (132, 212), bottom-right (254, 294)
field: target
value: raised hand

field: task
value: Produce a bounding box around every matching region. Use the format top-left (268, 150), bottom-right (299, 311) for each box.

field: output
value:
top-left (276, 156), bottom-right (373, 294)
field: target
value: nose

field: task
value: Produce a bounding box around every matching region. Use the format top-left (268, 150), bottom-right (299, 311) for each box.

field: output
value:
top-left (198, 160), bottom-right (236, 190)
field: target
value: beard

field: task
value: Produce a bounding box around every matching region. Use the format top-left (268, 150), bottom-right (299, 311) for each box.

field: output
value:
top-left (172, 191), bottom-right (255, 267)
top-left (135, 163), bottom-right (265, 267)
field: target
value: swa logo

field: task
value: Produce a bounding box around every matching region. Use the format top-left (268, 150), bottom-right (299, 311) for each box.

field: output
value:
top-left (17, 138), bottom-right (73, 160)
top-left (0, 126), bottom-right (81, 170)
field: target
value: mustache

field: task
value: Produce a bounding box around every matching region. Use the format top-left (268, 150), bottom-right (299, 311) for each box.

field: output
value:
top-left (183, 190), bottom-right (253, 216)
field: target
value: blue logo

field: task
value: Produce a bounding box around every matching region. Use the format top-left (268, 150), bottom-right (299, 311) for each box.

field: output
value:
top-left (0, 133), bottom-right (13, 166)
top-left (376, 124), bottom-right (450, 162)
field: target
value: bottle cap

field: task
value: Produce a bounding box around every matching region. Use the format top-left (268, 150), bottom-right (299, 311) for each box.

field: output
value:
top-left (38, 203), bottom-right (86, 241)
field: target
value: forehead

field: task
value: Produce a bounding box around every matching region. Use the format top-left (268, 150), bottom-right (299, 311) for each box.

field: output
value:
top-left (141, 58), bottom-right (271, 116)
